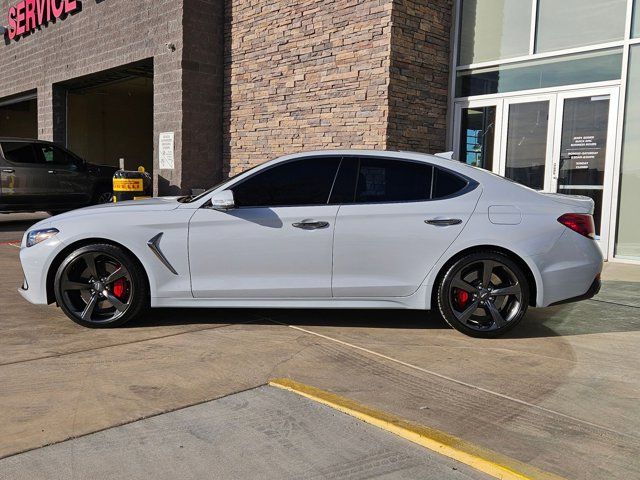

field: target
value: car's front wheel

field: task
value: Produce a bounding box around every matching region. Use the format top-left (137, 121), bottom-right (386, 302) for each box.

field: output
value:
top-left (54, 244), bottom-right (148, 328)
top-left (437, 251), bottom-right (529, 338)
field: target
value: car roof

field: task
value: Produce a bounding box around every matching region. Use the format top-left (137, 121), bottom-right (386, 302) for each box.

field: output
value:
top-left (272, 149), bottom-right (489, 180)
top-left (0, 137), bottom-right (52, 143)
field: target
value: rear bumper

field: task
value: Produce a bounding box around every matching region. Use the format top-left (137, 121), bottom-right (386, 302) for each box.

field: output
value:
top-left (549, 275), bottom-right (601, 306)
top-left (529, 230), bottom-right (603, 307)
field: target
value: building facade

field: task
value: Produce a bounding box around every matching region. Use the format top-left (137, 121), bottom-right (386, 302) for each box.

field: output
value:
top-left (0, 0), bottom-right (639, 264)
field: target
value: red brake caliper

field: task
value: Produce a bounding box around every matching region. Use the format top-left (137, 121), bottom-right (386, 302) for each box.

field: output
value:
top-left (455, 289), bottom-right (470, 308)
top-left (113, 278), bottom-right (127, 299)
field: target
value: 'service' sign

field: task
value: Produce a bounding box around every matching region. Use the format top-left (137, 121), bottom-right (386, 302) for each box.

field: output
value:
top-left (6, 0), bottom-right (80, 41)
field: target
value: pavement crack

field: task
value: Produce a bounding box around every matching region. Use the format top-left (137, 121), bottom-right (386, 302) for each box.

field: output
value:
top-left (0, 321), bottom-right (255, 367)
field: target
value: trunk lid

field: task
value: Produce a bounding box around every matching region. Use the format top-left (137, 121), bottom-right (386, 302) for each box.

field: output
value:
top-left (540, 192), bottom-right (595, 214)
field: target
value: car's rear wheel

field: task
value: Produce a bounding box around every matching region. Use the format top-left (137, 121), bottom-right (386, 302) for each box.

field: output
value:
top-left (54, 244), bottom-right (148, 328)
top-left (95, 190), bottom-right (114, 204)
top-left (437, 252), bottom-right (529, 338)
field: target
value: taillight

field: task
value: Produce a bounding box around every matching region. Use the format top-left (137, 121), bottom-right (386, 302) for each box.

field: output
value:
top-left (558, 213), bottom-right (596, 239)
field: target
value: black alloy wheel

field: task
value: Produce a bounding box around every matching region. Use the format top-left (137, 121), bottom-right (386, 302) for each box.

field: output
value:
top-left (437, 252), bottom-right (529, 338)
top-left (96, 191), bottom-right (114, 204)
top-left (54, 244), bottom-right (147, 328)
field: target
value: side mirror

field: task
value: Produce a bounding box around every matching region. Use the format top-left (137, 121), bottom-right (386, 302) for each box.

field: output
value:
top-left (210, 190), bottom-right (236, 211)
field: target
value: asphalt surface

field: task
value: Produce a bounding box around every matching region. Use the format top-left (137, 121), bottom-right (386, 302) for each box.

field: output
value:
top-left (1, 212), bottom-right (639, 479)
top-left (0, 386), bottom-right (490, 480)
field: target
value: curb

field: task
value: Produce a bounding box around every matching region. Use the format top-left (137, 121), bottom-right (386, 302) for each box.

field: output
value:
top-left (269, 378), bottom-right (565, 480)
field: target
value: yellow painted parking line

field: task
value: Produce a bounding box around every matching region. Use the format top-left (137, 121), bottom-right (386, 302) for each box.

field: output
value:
top-left (270, 378), bottom-right (566, 480)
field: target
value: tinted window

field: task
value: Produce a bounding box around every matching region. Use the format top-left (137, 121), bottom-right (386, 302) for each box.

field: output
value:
top-left (329, 157), bottom-right (359, 204)
top-left (355, 158), bottom-right (433, 203)
top-left (36, 144), bottom-right (78, 168)
top-left (233, 157), bottom-right (341, 207)
top-left (433, 168), bottom-right (468, 198)
top-left (1, 142), bottom-right (39, 164)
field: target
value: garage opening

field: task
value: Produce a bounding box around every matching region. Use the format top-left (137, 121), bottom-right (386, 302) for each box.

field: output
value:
top-left (59, 59), bottom-right (154, 174)
top-left (0, 92), bottom-right (37, 139)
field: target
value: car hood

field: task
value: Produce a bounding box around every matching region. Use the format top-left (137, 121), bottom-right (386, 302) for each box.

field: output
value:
top-left (45, 197), bottom-right (183, 223)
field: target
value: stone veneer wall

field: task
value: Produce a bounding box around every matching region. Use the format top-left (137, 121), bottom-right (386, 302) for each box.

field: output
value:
top-left (224, 0), bottom-right (394, 175)
top-left (387, 0), bottom-right (453, 154)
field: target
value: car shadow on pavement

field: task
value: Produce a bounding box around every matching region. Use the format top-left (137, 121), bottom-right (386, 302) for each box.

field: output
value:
top-left (125, 306), bottom-right (571, 339)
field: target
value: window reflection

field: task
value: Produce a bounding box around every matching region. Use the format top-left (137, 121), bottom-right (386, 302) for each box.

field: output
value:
top-left (459, 106), bottom-right (495, 171)
top-left (536, 0), bottom-right (626, 53)
top-left (458, 0), bottom-right (531, 65)
top-left (505, 101), bottom-right (549, 190)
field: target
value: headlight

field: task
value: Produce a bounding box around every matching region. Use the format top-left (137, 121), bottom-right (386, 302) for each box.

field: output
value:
top-left (26, 228), bottom-right (60, 248)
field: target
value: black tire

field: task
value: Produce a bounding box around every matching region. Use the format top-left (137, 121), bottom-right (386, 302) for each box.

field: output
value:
top-left (54, 243), bottom-right (148, 328)
top-left (94, 189), bottom-right (114, 205)
top-left (437, 251), bottom-right (529, 338)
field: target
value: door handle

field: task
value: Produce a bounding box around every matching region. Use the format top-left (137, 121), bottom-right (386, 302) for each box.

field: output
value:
top-left (425, 218), bottom-right (463, 226)
top-left (293, 220), bottom-right (330, 230)
top-left (1, 168), bottom-right (15, 174)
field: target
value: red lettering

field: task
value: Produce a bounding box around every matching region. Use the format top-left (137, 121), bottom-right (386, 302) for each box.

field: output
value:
top-left (35, 0), bottom-right (46, 24)
top-left (51, 0), bottom-right (64, 18)
top-left (15, 1), bottom-right (25, 36)
top-left (64, 0), bottom-right (77, 14)
top-left (24, 0), bottom-right (35, 31)
top-left (7, 6), bottom-right (17, 40)
top-left (6, 0), bottom-right (80, 41)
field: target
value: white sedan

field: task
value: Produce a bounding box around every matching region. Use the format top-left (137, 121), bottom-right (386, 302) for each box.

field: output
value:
top-left (18, 150), bottom-right (603, 338)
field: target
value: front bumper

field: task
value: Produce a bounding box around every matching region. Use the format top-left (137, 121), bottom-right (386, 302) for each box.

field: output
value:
top-left (18, 237), bottom-right (64, 305)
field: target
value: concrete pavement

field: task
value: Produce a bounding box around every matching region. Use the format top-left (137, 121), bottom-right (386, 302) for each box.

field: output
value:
top-left (1, 213), bottom-right (639, 479)
top-left (0, 386), bottom-right (490, 480)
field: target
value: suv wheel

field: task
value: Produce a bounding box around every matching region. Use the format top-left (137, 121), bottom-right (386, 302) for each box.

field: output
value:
top-left (95, 190), bottom-right (114, 204)
top-left (54, 244), bottom-right (148, 328)
top-left (437, 251), bottom-right (529, 338)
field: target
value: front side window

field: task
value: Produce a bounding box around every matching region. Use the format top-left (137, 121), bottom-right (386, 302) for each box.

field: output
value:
top-left (232, 157), bottom-right (341, 207)
top-left (36, 144), bottom-right (79, 168)
top-left (1, 142), bottom-right (39, 164)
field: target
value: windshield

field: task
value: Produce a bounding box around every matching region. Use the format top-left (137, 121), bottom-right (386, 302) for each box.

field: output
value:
top-left (179, 164), bottom-right (261, 203)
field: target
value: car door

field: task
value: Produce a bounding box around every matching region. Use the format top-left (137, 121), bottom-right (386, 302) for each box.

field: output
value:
top-left (0, 141), bottom-right (51, 210)
top-left (35, 143), bottom-right (91, 207)
top-left (331, 156), bottom-right (482, 297)
top-left (188, 156), bottom-right (342, 298)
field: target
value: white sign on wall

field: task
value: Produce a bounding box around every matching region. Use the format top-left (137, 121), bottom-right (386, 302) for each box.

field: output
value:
top-left (159, 132), bottom-right (175, 170)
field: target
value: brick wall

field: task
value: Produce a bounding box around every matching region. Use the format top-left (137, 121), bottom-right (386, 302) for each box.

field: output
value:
top-left (387, 0), bottom-right (453, 154)
top-left (0, 0), bottom-right (224, 195)
top-left (224, 0), bottom-right (394, 175)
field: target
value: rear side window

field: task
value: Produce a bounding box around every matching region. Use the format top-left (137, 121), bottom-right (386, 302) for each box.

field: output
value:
top-left (358, 158), bottom-right (433, 203)
top-left (433, 167), bottom-right (468, 199)
top-left (233, 157), bottom-right (341, 207)
top-left (330, 157), bottom-right (433, 204)
top-left (1, 142), bottom-right (39, 164)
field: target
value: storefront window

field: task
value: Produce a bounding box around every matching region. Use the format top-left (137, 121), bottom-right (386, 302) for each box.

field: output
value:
top-left (458, 0), bottom-right (531, 65)
top-left (456, 49), bottom-right (623, 97)
top-left (458, 106), bottom-right (495, 170)
top-left (634, 0), bottom-right (640, 38)
top-left (536, 0), bottom-right (627, 53)
top-left (616, 45), bottom-right (640, 260)
top-left (505, 101), bottom-right (549, 190)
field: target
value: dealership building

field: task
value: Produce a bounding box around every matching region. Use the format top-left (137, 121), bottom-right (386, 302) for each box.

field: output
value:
top-left (0, 0), bottom-right (639, 263)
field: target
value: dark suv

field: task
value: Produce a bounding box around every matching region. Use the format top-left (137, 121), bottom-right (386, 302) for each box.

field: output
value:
top-left (0, 138), bottom-right (117, 214)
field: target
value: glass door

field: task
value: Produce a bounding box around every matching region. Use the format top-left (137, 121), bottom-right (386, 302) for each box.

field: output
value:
top-left (453, 99), bottom-right (502, 174)
top-left (498, 95), bottom-right (556, 191)
top-left (551, 88), bottom-right (619, 253)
